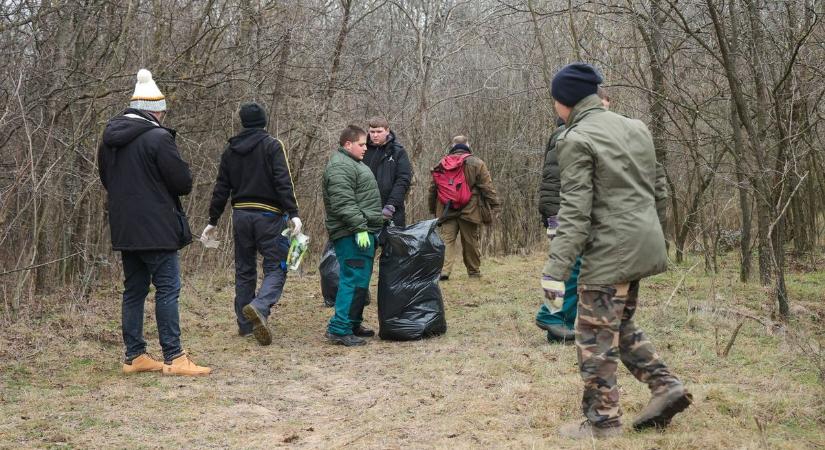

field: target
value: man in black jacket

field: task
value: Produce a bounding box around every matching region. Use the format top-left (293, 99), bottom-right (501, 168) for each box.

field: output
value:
top-left (202, 102), bottom-right (301, 346)
top-left (98, 69), bottom-right (210, 376)
top-left (363, 117), bottom-right (412, 226)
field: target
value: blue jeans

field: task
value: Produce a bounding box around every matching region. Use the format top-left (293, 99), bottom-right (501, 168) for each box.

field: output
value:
top-left (121, 250), bottom-right (183, 362)
top-left (232, 209), bottom-right (290, 333)
top-left (327, 233), bottom-right (375, 336)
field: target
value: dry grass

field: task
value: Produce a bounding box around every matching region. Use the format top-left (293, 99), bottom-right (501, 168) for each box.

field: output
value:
top-left (1, 251), bottom-right (824, 449)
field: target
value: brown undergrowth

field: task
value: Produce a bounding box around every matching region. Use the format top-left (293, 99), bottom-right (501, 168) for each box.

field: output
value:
top-left (1, 252), bottom-right (823, 449)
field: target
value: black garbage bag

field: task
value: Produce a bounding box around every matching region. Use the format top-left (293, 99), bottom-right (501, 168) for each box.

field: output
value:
top-left (319, 241), bottom-right (371, 308)
top-left (377, 219), bottom-right (447, 340)
top-left (319, 241), bottom-right (338, 307)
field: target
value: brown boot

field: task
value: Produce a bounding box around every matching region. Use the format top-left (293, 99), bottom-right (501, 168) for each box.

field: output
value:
top-left (162, 354), bottom-right (211, 376)
top-left (242, 304), bottom-right (272, 346)
top-left (122, 353), bottom-right (163, 374)
top-left (559, 420), bottom-right (623, 439)
top-left (632, 383), bottom-right (693, 431)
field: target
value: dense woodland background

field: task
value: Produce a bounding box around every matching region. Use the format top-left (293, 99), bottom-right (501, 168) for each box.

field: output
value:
top-left (1, 0), bottom-right (823, 322)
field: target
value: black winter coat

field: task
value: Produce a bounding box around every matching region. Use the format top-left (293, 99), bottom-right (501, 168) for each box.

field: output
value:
top-left (208, 128), bottom-right (298, 225)
top-left (537, 124), bottom-right (566, 225)
top-left (363, 132), bottom-right (412, 226)
top-left (98, 109), bottom-right (193, 251)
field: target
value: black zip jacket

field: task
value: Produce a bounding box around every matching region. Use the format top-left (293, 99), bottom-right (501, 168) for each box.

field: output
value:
top-left (97, 108), bottom-right (193, 251)
top-left (363, 131), bottom-right (412, 226)
top-left (208, 128), bottom-right (298, 225)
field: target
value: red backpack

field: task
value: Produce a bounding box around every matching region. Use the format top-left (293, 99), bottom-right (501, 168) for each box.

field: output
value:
top-left (432, 153), bottom-right (472, 209)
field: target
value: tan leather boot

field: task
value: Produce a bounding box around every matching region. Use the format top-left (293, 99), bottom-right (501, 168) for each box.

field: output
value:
top-left (122, 353), bottom-right (163, 374)
top-left (162, 354), bottom-right (211, 376)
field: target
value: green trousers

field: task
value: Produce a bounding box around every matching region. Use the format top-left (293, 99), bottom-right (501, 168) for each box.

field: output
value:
top-left (327, 233), bottom-right (375, 336)
top-left (536, 256), bottom-right (581, 329)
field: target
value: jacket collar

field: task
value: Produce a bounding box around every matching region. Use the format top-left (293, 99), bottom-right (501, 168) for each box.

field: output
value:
top-left (566, 94), bottom-right (605, 126)
top-left (338, 147), bottom-right (362, 162)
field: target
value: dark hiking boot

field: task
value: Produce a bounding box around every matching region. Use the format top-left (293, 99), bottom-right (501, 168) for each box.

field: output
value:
top-left (353, 325), bottom-right (375, 337)
top-left (238, 327), bottom-right (253, 338)
top-left (559, 420), bottom-right (622, 439)
top-left (242, 304), bottom-right (272, 346)
top-left (325, 331), bottom-right (366, 347)
top-left (632, 383), bottom-right (693, 431)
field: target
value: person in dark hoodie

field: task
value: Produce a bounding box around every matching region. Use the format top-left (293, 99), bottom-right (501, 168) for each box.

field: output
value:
top-left (363, 117), bottom-right (412, 226)
top-left (201, 102), bottom-right (301, 346)
top-left (97, 69), bottom-right (211, 376)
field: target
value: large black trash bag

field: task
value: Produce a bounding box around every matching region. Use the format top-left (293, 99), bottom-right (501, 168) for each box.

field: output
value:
top-left (319, 241), bottom-right (371, 308)
top-left (378, 219), bottom-right (447, 340)
top-left (319, 241), bottom-right (338, 307)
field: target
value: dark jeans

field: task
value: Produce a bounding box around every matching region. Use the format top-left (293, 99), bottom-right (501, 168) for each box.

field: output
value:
top-left (233, 209), bottom-right (289, 333)
top-left (121, 250), bottom-right (183, 362)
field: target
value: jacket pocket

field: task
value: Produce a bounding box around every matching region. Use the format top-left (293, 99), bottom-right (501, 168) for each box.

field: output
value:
top-left (175, 208), bottom-right (193, 248)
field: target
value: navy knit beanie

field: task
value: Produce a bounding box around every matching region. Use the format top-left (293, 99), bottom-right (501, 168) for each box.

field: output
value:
top-left (239, 102), bottom-right (267, 128)
top-left (551, 63), bottom-right (604, 107)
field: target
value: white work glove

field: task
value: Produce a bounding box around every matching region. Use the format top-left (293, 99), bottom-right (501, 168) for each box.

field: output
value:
top-left (201, 224), bottom-right (217, 241)
top-left (200, 224), bottom-right (219, 248)
top-left (289, 217), bottom-right (302, 238)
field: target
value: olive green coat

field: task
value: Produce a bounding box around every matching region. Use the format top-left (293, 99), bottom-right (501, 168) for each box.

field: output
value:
top-left (544, 94), bottom-right (668, 284)
top-left (322, 148), bottom-right (384, 241)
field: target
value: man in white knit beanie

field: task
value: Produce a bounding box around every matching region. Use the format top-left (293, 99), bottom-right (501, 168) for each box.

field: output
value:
top-left (97, 69), bottom-right (211, 376)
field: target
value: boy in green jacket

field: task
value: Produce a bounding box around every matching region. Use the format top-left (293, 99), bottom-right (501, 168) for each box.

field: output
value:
top-left (322, 125), bottom-right (384, 346)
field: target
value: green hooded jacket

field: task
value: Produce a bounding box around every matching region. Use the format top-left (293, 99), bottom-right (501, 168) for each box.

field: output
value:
top-left (322, 148), bottom-right (384, 241)
top-left (544, 94), bottom-right (668, 284)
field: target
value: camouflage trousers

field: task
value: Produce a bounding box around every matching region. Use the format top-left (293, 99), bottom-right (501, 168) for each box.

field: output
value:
top-left (575, 280), bottom-right (679, 426)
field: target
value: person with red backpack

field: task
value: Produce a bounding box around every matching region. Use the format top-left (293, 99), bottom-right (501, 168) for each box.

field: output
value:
top-left (428, 136), bottom-right (501, 280)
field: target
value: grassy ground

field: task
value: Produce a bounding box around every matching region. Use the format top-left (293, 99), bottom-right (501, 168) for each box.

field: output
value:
top-left (1, 251), bottom-right (824, 449)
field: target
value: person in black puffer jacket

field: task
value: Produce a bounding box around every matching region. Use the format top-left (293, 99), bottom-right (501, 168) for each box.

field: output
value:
top-left (363, 117), bottom-right (412, 227)
top-left (98, 69), bottom-right (210, 376)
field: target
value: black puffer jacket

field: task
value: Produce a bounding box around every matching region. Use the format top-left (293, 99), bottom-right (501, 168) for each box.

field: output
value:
top-left (208, 128), bottom-right (298, 225)
top-left (97, 109), bottom-right (193, 251)
top-left (363, 132), bottom-right (412, 226)
top-left (537, 122), bottom-right (566, 225)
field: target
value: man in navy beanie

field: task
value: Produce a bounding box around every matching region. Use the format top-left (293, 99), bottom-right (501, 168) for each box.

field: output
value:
top-left (202, 102), bottom-right (302, 346)
top-left (542, 64), bottom-right (691, 439)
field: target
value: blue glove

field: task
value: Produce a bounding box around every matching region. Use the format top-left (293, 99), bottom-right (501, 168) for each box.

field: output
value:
top-left (546, 215), bottom-right (559, 240)
top-left (382, 204), bottom-right (396, 220)
top-left (355, 231), bottom-right (370, 249)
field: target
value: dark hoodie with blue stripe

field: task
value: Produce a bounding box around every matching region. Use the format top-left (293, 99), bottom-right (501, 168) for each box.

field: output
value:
top-left (208, 128), bottom-right (299, 225)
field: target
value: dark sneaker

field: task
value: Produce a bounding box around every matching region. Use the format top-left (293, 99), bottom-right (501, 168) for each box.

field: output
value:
top-left (439, 274), bottom-right (450, 281)
top-left (242, 304), bottom-right (272, 346)
top-left (353, 325), bottom-right (375, 338)
top-left (632, 383), bottom-right (693, 431)
top-left (325, 331), bottom-right (366, 347)
top-left (559, 420), bottom-right (622, 439)
top-left (547, 324), bottom-right (575, 343)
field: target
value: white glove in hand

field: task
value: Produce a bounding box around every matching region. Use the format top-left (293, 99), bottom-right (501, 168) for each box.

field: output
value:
top-left (201, 224), bottom-right (217, 241)
top-left (289, 217), bottom-right (303, 238)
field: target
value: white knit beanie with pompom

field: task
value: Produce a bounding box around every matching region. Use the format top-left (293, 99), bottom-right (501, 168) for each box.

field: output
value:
top-left (130, 69), bottom-right (166, 112)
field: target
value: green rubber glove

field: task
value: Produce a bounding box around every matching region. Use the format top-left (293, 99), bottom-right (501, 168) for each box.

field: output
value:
top-left (355, 231), bottom-right (370, 249)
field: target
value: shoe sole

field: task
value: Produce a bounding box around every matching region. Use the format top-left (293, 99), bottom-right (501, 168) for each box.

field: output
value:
top-left (242, 305), bottom-right (272, 346)
top-left (122, 366), bottom-right (162, 374)
top-left (162, 367), bottom-right (211, 376)
top-left (325, 334), bottom-right (367, 347)
top-left (632, 392), bottom-right (693, 431)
